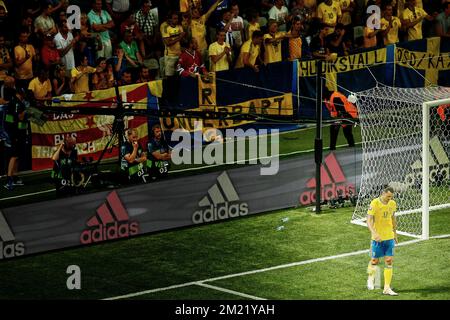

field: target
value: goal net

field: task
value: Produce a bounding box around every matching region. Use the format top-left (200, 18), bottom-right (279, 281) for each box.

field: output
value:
top-left (351, 86), bottom-right (450, 239)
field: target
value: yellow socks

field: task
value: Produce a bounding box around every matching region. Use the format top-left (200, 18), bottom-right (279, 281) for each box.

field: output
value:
top-left (384, 265), bottom-right (393, 288)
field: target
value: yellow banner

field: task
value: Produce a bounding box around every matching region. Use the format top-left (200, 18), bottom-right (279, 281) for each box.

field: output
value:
top-left (299, 48), bottom-right (387, 77)
top-left (198, 73), bottom-right (217, 108)
top-left (161, 93), bottom-right (293, 132)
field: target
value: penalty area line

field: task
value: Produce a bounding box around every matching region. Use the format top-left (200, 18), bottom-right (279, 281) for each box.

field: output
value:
top-left (103, 235), bottom-right (450, 300)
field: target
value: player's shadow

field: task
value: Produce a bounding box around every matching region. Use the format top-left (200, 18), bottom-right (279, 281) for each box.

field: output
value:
top-left (396, 286), bottom-right (450, 295)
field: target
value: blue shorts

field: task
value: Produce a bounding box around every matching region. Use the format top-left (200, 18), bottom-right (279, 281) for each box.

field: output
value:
top-left (370, 239), bottom-right (395, 258)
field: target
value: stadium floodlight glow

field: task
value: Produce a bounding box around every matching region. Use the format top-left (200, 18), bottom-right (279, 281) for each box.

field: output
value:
top-left (351, 86), bottom-right (450, 240)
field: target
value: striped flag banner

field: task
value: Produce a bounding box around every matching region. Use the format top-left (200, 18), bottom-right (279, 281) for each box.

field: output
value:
top-left (31, 81), bottom-right (161, 171)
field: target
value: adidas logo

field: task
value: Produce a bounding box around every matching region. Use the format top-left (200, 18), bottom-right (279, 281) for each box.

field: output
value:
top-left (0, 210), bottom-right (25, 259)
top-left (404, 136), bottom-right (450, 186)
top-left (300, 153), bottom-right (356, 205)
top-left (80, 191), bottom-right (139, 244)
top-left (192, 172), bottom-right (248, 224)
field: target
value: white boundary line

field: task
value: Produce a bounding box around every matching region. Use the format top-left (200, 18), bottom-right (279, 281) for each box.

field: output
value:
top-left (195, 283), bottom-right (267, 300)
top-left (103, 234), bottom-right (450, 300)
top-left (0, 189), bottom-right (56, 201)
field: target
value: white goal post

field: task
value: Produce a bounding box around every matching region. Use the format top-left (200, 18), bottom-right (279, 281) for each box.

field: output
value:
top-left (351, 86), bottom-right (450, 239)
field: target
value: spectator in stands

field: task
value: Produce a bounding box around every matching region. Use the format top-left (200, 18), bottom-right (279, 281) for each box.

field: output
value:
top-left (0, 34), bottom-right (12, 85)
top-left (136, 65), bottom-right (153, 82)
top-left (161, 11), bottom-right (186, 78)
top-left (88, 0), bottom-right (115, 59)
top-left (264, 20), bottom-right (287, 65)
top-left (363, 15), bottom-right (381, 48)
top-left (235, 30), bottom-right (264, 71)
top-left (28, 69), bottom-right (52, 102)
top-left (177, 37), bottom-right (207, 78)
top-left (290, 0), bottom-right (313, 29)
top-left (119, 68), bottom-right (133, 86)
top-left (106, 0), bottom-right (131, 25)
top-left (317, 0), bottom-right (342, 36)
top-left (245, 10), bottom-right (261, 41)
top-left (3, 87), bottom-right (28, 190)
top-left (190, 0), bottom-right (224, 65)
top-left (435, 1), bottom-right (450, 38)
top-left (14, 29), bottom-right (37, 91)
top-left (269, 0), bottom-right (290, 32)
top-left (108, 47), bottom-right (127, 79)
top-left (339, 0), bottom-right (355, 29)
top-left (327, 23), bottom-right (347, 55)
top-left (217, 8), bottom-right (235, 50)
top-left (52, 64), bottom-right (71, 96)
top-left (92, 57), bottom-right (113, 90)
top-left (381, 3), bottom-right (402, 45)
top-left (401, 0), bottom-right (437, 41)
top-left (34, 3), bottom-right (58, 37)
top-left (120, 30), bottom-right (144, 68)
top-left (71, 55), bottom-right (96, 93)
top-left (180, 0), bottom-right (202, 13)
top-left (0, 3), bottom-right (11, 41)
top-left (310, 23), bottom-right (334, 60)
top-left (41, 33), bottom-right (61, 69)
top-left (54, 20), bottom-right (78, 77)
top-left (209, 29), bottom-right (232, 72)
top-left (230, 2), bottom-right (245, 48)
top-left (79, 12), bottom-right (101, 67)
top-left (135, 0), bottom-right (159, 58)
top-left (288, 16), bottom-right (303, 60)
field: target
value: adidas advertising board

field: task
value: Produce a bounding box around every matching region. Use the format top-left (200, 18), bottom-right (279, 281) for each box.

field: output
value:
top-left (192, 172), bottom-right (249, 224)
top-left (0, 210), bottom-right (25, 259)
top-left (404, 136), bottom-right (450, 186)
top-left (80, 191), bottom-right (139, 244)
top-left (0, 149), bottom-right (362, 259)
top-left (300, 153), bottom-right (356, 206)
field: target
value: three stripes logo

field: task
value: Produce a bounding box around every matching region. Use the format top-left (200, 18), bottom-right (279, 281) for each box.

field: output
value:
top-left (300, 153), bottom-right (355, 205)
top-left (0, 210), bottom-right (25, 259)
top-left (192, 172), bottom-right (248, 224)
top-left (80, 191), bottom-right (139, 244)
top-left (404, 136), bottom-right (450, 186)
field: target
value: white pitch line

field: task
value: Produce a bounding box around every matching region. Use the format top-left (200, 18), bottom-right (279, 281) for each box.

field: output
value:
top-left (103, 235), bottom-right (450, 300)
top-left (195, 283), bottom-right (267, 300)
top-left (0, 189), bottom-right (56, 202)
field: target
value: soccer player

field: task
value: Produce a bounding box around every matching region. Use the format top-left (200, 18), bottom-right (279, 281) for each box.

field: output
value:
top-left (367, 186), bottom-right (399, 296)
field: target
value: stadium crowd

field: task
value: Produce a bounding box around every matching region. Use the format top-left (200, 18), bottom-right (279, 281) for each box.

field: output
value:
top-left (1, 0), bottom-right (450, 189)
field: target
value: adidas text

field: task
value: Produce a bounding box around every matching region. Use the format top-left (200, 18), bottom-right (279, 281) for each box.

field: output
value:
top-left (0, 242), bottom-right (25, 259)
top-left (80, 222), bottom-right (139, 244)
top-left (192, 203), bottom-right (249, 224)
top-left (300, 183), bottom-right (356, 206)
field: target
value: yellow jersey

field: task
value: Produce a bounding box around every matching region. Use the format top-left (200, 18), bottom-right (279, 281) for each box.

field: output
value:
top-left (367, 198), bottom-right (397, 241)
top-left (208, 41), bottom-right (231, 72)
top-left (339, 0), bottom-right (353, 26)
top-left (235, 39), bottom-right (261, 69)
top-left (246, 22), bottom-right (261, 41)
top-left (381, 16), bottom-right (402, 45)
top-left (71, 66), bottom-right (96, 94)
top-left (402, 7), bottom-right (428, 41)
top-left (162, 24), bottom-right (184, 56)
top-left (14, 44), bottom-right (36, 80)
top-left (317, 1), bottom-right (342, 35)
top-left (191, 16), bottom-right (208, 53)
top-left (263, 32), bottom-right (285, 64)
top-left (28, 77), bottom-right (51, 100)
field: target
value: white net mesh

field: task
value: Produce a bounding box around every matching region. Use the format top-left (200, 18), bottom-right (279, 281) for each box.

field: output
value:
top-left (351, 86), bottom-right (450, 238)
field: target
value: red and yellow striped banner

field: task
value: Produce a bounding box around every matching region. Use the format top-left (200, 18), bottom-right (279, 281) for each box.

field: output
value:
top-left (31, 82), bottom-right (158, 171)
